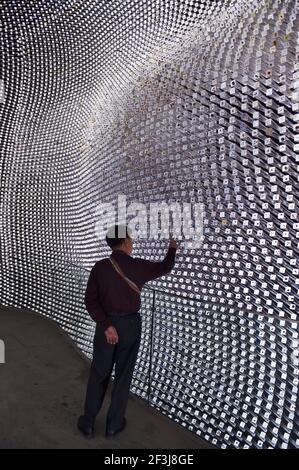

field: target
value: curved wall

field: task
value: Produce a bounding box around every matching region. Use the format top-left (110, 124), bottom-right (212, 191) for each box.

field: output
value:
top-left (0, 0), bottom-right (298, 448)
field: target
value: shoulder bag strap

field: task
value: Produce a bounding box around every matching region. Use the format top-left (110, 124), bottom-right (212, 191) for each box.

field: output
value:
top-left (109, 256), bottom-right (141, 296)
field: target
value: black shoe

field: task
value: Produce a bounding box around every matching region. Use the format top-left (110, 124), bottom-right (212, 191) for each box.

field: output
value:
top-left (105, 417), bottom-right (127, 439)
top-left (77, 415), bottom-right (95, 439)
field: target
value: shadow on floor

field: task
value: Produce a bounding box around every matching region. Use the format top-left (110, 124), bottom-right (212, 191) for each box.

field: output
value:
top-left (0, 305), bottom-right (213, 449)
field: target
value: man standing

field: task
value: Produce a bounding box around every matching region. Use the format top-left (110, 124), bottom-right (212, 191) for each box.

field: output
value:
top-left (78, 224), bottom-right (178, 439)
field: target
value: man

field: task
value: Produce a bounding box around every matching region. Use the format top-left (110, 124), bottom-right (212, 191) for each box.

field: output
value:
top-left (77, 225), bottom-right (178, 439)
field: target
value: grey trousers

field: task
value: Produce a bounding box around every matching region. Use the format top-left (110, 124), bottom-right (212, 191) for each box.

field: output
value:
top-left (82, 312), bottom-right (142, 430)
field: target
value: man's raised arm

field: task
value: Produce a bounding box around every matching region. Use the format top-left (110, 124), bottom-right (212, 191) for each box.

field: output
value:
top-left (138, 238), bottom-right (178, 283)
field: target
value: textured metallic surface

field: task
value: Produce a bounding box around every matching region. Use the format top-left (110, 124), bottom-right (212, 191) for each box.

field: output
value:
top-left (0, 0), bottom-right (298, 448)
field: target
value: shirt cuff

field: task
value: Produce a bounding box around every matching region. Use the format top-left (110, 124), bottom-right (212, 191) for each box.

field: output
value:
top-left (98, 318), bottom-right (114, 331)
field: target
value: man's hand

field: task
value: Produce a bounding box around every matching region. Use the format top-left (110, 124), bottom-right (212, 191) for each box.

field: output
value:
top-left (104, 326), bottom-right (119, 345)
top-left (169, 238), bottom-right (179, 250)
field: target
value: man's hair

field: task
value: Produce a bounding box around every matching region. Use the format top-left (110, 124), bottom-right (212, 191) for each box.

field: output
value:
top-left (105, 224), bottom-right (132, 249)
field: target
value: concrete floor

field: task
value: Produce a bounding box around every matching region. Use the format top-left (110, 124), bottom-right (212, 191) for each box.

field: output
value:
top-left (0, 305), bottom-right (212, 449)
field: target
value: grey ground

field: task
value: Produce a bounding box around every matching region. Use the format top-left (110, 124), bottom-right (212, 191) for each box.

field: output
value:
top-left (0, 305), bottom-right (212, 449)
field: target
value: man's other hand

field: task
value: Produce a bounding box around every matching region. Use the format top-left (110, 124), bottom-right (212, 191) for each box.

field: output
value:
top-left (169, 238), bottom-right (179, 250)
top-left (104, 326), bottom-right (119, 345)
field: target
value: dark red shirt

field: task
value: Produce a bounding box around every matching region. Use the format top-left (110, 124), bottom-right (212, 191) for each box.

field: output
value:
top-left (84, 247), bottom-right (177, 330)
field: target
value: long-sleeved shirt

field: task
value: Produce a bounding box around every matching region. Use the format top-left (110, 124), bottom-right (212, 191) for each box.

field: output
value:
top-left (84, 247), bottom-right (177, 331)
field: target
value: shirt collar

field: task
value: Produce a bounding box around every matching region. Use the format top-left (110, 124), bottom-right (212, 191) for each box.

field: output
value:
top-left (111, 249), bottom-right (130, 257)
